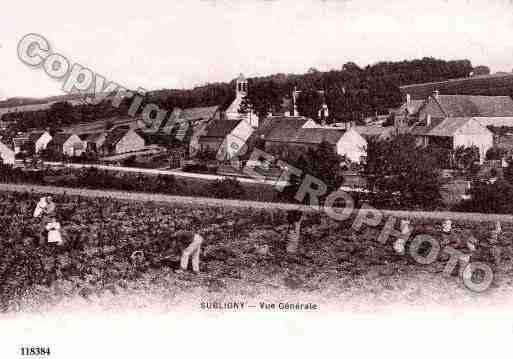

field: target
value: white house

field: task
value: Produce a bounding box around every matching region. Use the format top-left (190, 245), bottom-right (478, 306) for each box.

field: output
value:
top-left (28, 131), bottom-right (52, 154)
top-left (101, 128), bottom-right (145, 155)
top-left (198, 119), bottom-right (255, 160)
top-left (264, 125), bottom-right (367, 164)
top-left (411, 117), bottom-right (493, 162)
top-left (49, 133), bottom-right (87, 157)
top-left (0, 140), bottom-right (15, 164)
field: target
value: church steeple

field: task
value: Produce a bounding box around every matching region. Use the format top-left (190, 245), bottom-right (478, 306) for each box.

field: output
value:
top-left (236, 73), bottom-right (248, 98)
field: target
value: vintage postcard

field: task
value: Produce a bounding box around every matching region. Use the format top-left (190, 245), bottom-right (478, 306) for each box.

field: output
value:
top-left (2, 0), bottom-right (513, 358)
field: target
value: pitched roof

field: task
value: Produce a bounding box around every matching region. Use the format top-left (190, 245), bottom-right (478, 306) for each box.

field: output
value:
top-left (291, 128), bottom-right (345, 145)
top-left (173, 105), bottom-right (219, 122)
top-left (103, 128), bottom-right (132, 148)
top-left (160, 105), bottom-right (219, 133)
top-left (201, 120), bottom-right (241, 138)
top-left (80, 132), bottom-right (105, 143)
top-left (354, 126), bottom-right (394, 139)
top-left (266, 125), bottom-right (345, 145)
top-left (411, 117), bottom-right (481, 137)
top-left (51, 133), bottom-right (75, 146)
top-left (28, 131), bottom-right (47, 143)
top-left (432, 95), bottom-right (513, 117)
top-left (259, 117), bottom-right (310, 141)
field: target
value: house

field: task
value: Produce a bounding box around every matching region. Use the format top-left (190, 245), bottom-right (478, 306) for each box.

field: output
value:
top-left (392, 95), bottom-right (426, 128)
top-left (12, 133), bottom-right (30, 155)
top-left (80, 132), bottom-right (107, 153)
top-left (160, 105), bottom-right (221, 136)
top-left (48, 133), bottom-right (87, 157)
top-left (264, 125), bottom-right (367, 164)
top-left (225, 74), bottom-right (259, 127)
top-left (0, 140), bottom-right (15, 164)
top-left (28, 131), bottom-right (52, 154)
top-left (198, 119), bottom-right (255, 160)
top-left (410, 117), bottom-right (493, 162)
top-left (12, 130), bottom-right (53, 155)
top-left (242, 116), bottom-right (315, 157)
top-left (101, 128), bottom-right (145, 155)
top-left (159, 105), bottom-right (221, 156)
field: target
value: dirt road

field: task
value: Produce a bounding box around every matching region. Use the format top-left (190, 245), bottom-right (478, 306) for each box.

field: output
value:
top-left (1, 182), bottom-right (513, 223)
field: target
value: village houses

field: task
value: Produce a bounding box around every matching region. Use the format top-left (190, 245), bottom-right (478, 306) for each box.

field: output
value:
top-left (13, 130), bottom-right (52, 155)
top-left (261, 116), bottom-right (367, 163)
top-left (100, 128), bottom-right (145, 156)
top-left (80, 132), bottom-right (107, 153)
top-left (159, 105), bottom-right (221, 157)
top-left (198, 119), bottom-right (255, 160)
top-left (47, 133), bottom-right (86, 157)
top-left (400, 91), bottom-right (513, 161)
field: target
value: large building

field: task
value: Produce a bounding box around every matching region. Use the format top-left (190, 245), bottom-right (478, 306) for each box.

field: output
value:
top-left (261, 117), bottom-right (367, 164)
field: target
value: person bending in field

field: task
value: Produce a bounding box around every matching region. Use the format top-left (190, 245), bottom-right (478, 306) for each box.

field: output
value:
top-left (145, 230), bottom-right (206, 273)
top-left (33, 196), bottom-right (56, 219)
top-left (176, 230), bottom-right (205, 273)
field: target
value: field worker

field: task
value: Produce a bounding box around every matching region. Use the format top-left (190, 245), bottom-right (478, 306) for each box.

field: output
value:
top-left (45, 217), bottom-right (63, 246)
top-left (34, 196), bottom-right (56, 245)
top-left (286, 209), bottom-right (303, 254)
top-left (33, 196), bottom-right (56, 219)
top-left (172, 230), bottom-right (205, 273)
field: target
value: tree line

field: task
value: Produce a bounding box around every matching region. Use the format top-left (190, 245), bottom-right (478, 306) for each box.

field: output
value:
top-left (1, 57), bottom-right (474, 135)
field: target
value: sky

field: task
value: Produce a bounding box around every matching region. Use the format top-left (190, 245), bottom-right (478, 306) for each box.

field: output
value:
top-left (2, 0), bottom-right (513, 99)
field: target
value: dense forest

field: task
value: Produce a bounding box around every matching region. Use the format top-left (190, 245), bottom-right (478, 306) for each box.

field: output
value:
top-left (1, 57), bottom-right (474, 132)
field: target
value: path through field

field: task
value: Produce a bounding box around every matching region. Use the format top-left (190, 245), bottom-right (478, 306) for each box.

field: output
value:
top-left (1, 182), bottom-right (513, 223)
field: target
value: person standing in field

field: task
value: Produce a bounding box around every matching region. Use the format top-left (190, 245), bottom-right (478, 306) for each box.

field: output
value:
top-left (278, 173), bottom-right (305, 254)
top-left (33, 196), bottom-right (56, 245)
top-left (45, 217), bottom-right (63, 247)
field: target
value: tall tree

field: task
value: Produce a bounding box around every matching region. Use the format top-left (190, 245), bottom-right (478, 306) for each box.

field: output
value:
top-left (363, 134), bottom-right (442, 209)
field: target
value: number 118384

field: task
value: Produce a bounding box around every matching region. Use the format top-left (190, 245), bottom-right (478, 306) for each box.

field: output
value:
top-left (20, 347), bottom-right (51, 356)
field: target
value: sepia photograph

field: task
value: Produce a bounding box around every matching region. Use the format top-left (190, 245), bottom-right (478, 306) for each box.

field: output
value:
top-left (2, 0), bottom-right (513, 358)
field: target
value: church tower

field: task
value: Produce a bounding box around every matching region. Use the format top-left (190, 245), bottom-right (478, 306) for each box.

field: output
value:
top-left (236, 73), bottom-right (248, 98)
top-left (225, 73), bottom-right (258, 127)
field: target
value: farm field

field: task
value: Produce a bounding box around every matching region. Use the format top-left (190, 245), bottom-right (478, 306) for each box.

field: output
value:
top-left (1, 189), bottom-right (513, 314)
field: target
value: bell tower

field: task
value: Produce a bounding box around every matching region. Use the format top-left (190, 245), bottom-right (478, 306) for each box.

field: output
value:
top-left (236, 73), bottom-right (248, 98)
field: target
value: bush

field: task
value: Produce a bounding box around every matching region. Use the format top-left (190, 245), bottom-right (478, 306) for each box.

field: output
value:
top-left (454, 178), bottom-right (513, 214)
top-left (486, 146), bottom-right (507, 161)
top-left (206, 178), bottom-right (246, 199)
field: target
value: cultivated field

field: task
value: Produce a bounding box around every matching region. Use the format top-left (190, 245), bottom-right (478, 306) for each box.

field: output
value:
top-left (1, 189), bottom-right (513, 314)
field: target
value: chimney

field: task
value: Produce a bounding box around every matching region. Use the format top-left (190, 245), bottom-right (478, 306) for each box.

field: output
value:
top-left (406, 93), bottom-right (411, 104)
top-left (426, 114), bottom-right (432, 126)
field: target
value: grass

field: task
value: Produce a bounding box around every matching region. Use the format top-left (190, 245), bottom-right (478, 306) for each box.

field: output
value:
top-left (1, 190), bottom-right (512, 313)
